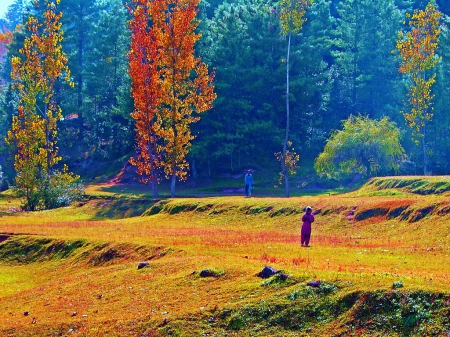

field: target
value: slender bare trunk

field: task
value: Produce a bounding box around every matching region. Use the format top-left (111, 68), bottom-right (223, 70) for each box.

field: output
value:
top-left (422, 126), bottom-right (428, 175)
top-left (283, 32), bottom-right (292, 198)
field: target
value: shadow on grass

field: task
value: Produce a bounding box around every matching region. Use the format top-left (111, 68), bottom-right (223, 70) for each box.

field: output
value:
top-left (91, 198), bottom-right (161, 219)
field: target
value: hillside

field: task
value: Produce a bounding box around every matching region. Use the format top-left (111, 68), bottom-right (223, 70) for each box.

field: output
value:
top-left (0, 176), bottom-right (449, 336)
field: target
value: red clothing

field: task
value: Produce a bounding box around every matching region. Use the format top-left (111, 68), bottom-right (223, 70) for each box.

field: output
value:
top-left (301, 213), bottom-right (315, 236)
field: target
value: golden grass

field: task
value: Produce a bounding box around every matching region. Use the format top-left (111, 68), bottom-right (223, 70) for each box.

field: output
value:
top-left (0, 184), bottom-right (450, 336)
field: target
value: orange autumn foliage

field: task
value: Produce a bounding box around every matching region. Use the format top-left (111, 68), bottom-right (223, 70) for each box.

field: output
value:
top-left (128, 0), bottom-right (163, 189)
top-left (128, 0), bottom-right (216, 197)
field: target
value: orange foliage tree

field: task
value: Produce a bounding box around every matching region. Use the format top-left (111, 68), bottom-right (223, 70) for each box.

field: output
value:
top-left (6, 0), bottom-right (76, 210)
top-left (128, 0), bottom-right (216, 198)
top-left (128, 0), bottom-right (163, 198)
top-left (158, 0), bottom-right (216, 198)
top-left (396, 2), bottom-right (441, 174)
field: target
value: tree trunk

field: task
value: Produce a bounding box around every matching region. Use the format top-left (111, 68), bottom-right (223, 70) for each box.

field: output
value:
top-left (362, 156), bottom-right (371, 177)
top-left (151, 179), bottom-right (158, 199)
top-left (44, 103), bottom-right (51, 171)
top-left (422, 126), bottom-right (428, 175)
top-left (191, 159), bottom-right (198, 181)
top-left (283, 32), bottom-right (292, 198)
top-left (76, 3), bottom-right (84, 137)
top-left (171, 174), bottom-right (176, 198)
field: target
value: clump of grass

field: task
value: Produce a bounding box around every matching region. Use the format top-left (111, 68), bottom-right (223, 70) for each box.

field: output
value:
top-left (392, 280), bottom-right (404, 289)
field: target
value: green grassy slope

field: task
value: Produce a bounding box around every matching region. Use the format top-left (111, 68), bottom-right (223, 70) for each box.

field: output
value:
top-left (0, 176), bottom-right (449, 336)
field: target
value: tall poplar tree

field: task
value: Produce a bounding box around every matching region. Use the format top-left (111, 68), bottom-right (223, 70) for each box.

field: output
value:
top-left (128, 0), bottom-right (215, 198)
top-left (157, 0), bottom-right (216, 197)
top-left (6, 0), bottom-right (75, 210)
top-left (278, 0), bottom-right (312, 197)
top-left (128, 0), bottom-right (162, 198)
top-left (396, 1), bottom-right (441, 174)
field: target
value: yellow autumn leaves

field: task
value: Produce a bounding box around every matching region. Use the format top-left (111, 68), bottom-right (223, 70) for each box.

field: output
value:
top-left (396, 2), bottom-right (441, 140)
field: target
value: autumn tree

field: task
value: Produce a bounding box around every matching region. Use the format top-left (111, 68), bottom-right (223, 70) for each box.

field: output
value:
top-left (396, 2), bottom-right (441, 174)
top-left (6, 0), bottom-right (79, 210)
top-left (128, 0), bottom-right (215, 198)
top-left (157, 0), bottom-right (216, 197)
top-left (278, 0), bottom-right (312, 197)
top-left (128, 0), bottom-right (162, 198)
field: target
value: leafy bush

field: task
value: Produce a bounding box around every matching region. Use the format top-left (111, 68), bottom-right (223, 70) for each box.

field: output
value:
top-left (392, 280), bottom-right (404, 289)
top-left (41, 169), bottom-right (84, 209)
top-left (315, 115), bottom-right (405, 180)
top-left (12, 167), bottom-right (84, 210)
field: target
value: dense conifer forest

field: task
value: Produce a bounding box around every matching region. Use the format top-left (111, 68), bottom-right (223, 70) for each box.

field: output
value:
top-left (0, 0), bottom-right (449, 191)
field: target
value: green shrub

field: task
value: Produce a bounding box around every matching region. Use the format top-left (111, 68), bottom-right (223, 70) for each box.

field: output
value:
top-left (40, 170), bottom-right (84, 209)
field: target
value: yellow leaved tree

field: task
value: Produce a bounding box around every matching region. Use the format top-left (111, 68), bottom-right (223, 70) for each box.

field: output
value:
top-left (6, 0), bottom-right (81, 210)
top-left (396, 2), bottom-right (441, 174)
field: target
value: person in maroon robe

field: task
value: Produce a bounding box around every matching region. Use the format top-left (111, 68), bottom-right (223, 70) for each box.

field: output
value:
top-left (301, 206), bottom-right (314, 247)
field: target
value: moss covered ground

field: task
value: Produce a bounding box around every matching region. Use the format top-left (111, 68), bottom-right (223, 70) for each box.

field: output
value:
top-left (0, 176), bottom-right (449, 336)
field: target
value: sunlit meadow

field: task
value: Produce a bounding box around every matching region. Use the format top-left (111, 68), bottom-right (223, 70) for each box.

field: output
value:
top-left (0, 177), bottom-right (449, 336)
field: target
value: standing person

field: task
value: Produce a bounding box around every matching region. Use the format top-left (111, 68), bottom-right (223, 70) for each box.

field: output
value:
top-left (244, 170), bottom-right (253, 197)
top-left (301, 206), bottom-right (314, 247)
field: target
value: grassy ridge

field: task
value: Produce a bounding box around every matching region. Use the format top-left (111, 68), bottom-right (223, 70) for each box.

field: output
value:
top-left (355, 176), bottom-right (450, 196)
top-left (0, 176), bottom-right (450, 336)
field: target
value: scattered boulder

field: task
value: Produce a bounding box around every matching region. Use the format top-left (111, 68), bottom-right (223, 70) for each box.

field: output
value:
top-left (307, 280), bottom-right (321, 288)
top-left (258, 266), bottom-right (278, 279)
top-left (199, 269), bottom-right (224, 278)
top-left (279, 273), bottom-right (289, 281)
top-left (200, 269), bottom-right (214, 277)
top-left (0, 235), bottom-right (11, 244)
top-left (137, 262), bottom-right (149, 270)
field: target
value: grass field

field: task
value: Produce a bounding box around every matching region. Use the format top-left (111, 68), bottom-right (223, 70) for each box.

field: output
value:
top-left (0, 176), bottom-right (449, 336)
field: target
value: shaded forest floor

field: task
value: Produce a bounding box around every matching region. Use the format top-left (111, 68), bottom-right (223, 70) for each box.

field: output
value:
top-left (0, 176), bottom-right (449, 336)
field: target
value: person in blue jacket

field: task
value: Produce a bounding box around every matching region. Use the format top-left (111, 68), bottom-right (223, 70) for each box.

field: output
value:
top-left (244, 170), bottom-right (253, 197)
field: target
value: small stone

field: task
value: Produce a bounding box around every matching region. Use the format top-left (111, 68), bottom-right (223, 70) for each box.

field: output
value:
top-left (138, 262), bottom-right (149, 270)
top-left (200, 269), bottom-right (214, 277)
top-left (257, 266), bottom-right (278, 279)
top-left (307, 280), bottom-right (321, 287)
top-left (24, 311), bottom-right (29, 316)
top-left (71, 311), bottom-right (77, 317)
top-left (279, 273), bottom-right (289, 281)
